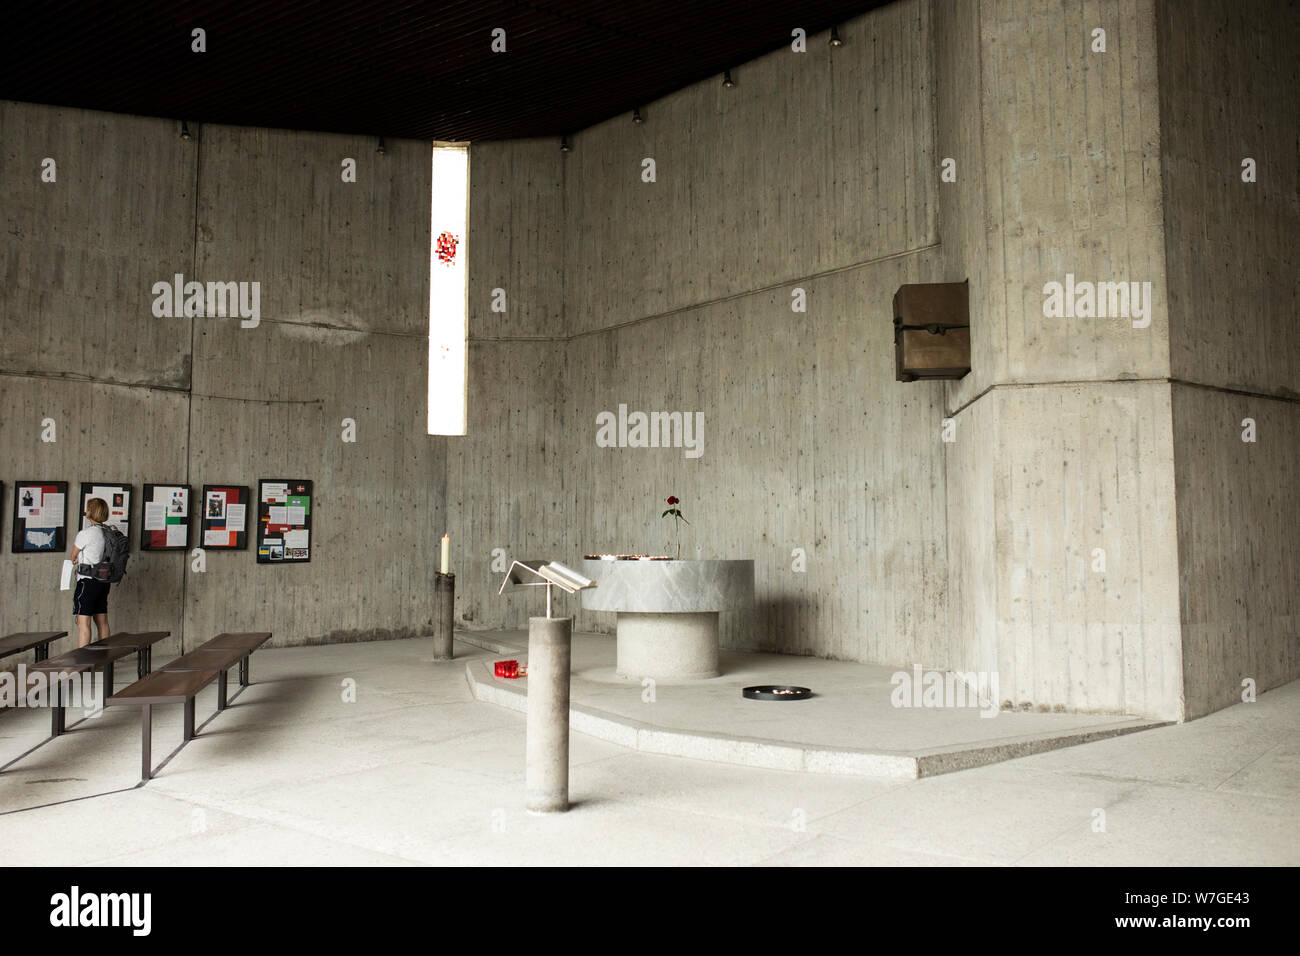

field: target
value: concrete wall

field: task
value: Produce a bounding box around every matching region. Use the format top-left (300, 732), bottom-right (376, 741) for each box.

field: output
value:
top-left (0, 101), bottom-right (443, 663)
top-left (1156, 0), bottom-right (1300, 717)
top-left (461, 0), bottom-right (953, 660)
top-left (458, 0), bottom-right (1289, 722)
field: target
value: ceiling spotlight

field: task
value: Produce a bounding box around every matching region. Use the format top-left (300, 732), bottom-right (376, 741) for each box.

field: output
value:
top-left (377, 136), bottom-right (387, 154)
top-left (632, 108), bottom-right (644, 125)
top-left (722, 69), bottom-right (735, 88)
top-left (180, 120), bottom-right (192, 141)
top-left (830, 26), bottom-right (844, 46)
top-left (560, 135), bottom-right (572, 152)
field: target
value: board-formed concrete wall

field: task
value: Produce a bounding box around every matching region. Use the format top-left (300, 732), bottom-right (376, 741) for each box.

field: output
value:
top-left (1156, 0), bottom-right (1300, 718)
top-left (0, 101), bottom-right (444, 661)
top-left (461, 0), bottom-right (1296, 722)
top-left (459, 0), bottom-right (954, 660)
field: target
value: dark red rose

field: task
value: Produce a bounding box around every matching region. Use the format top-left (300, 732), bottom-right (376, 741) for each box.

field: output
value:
top-left (667, 496), bottom-right (679, 505)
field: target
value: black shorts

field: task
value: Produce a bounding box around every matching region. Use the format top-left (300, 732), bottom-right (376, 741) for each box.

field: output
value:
top-left (73, 579), bottom-right (111, 616)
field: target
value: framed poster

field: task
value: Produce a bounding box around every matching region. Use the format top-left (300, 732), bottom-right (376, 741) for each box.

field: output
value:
top-left (12, 481), bottom-right (68, 553)
top-left (80, 482), bottom-right (132, 537)
top-left (201, 484), bottom-right (250, 550)
top-left (257, 479), bottom-right (312, 563)
top-left (140, 483), bottom-right (192, 551)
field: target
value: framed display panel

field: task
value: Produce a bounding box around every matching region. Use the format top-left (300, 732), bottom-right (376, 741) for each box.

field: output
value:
top-left (12, 481), bottom-right (68, 553)
top-left (80, 482), bottom-right (132, 537)
top-left (201, 484), bottom-right (250, 550)
top-left (140, 483), bottom-right (193, 551)
top-left (257, 479), bottom-right (312, 563)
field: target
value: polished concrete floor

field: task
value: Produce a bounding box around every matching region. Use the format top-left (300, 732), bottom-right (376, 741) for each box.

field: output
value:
top-left (0, 636), bottom-right (1295, 866)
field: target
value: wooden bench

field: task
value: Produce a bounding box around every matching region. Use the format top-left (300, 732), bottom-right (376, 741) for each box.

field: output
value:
top-left (26, 632), bottom-right (171, 736)
top-left (162, 647), bottom-right (253, 712)
top-left (105, 669), bottom-right (221, 780)
top-left (86, 631), bottom-right (171, 679)
top-left (0, 631), bottom-right (67, 664)
top-left (106, 632), bottom-right (271, 781)
top-left (199, 632), bottom-right (272, 688)
top-left (29, 645), bottom-right (139, 736)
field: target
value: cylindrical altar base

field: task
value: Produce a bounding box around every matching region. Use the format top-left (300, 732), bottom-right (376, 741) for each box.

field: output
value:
top-left (526, 616), bottom-right (572, 814)
top-left (433, 572), bottom-right (455, 660)
top-left (616, 611), bottom-right (719, 680)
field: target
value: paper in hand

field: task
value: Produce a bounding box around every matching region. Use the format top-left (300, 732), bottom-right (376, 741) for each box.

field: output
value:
top-left (60, 560), bottom-right (74, 591)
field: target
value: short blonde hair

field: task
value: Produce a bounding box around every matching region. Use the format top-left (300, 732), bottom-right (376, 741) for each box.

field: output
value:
top-left (86, 498), bottom-right (109, 523)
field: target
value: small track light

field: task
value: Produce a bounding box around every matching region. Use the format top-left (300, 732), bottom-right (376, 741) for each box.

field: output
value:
top-left (830, 26), bottom-right (843, 46)
top-left (377, 136), bottom-right (386, 154)
top-left (180, 120), bottom-right (192, 140)
top-left (722, 70), bottom-right (735, 88)
top-left (632, 108), bottom-right (644, 125)
top-left (560, 135), bottom-right (572, 152)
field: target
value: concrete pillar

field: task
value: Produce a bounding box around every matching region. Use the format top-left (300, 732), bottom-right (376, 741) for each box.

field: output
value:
top-left (526, 616), bottom-right (571, 813)
top-left (432, 572), bottom-right (455, 660)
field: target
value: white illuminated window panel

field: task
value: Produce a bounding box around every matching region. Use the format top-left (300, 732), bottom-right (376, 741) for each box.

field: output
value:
top-left (428, 145), bottom-right (468, 435)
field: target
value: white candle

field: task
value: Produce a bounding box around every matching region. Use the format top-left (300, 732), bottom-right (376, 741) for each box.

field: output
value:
top-left (440, 534), bottom-right (450, 574)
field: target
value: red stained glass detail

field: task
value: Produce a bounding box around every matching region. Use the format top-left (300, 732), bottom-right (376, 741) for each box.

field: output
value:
top-left (436, 231), bottom-right (459, 265)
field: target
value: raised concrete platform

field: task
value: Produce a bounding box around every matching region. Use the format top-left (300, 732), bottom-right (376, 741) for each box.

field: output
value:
top-left (464, 630), bottom-right (1168, 778)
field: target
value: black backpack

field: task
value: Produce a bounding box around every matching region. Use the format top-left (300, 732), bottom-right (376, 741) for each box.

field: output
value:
top-left (79, 523), bottom-right (130, 583)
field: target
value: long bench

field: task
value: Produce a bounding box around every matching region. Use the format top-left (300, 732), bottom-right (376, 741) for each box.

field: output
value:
top-left (87, 631), bottom-right (171, 679)
top-left (0, 631), bottom-right (68, 664)
top-left (26, 632), bottom-right (172, 736)
top-left (106, 669), bottom-right (221, 780)
top-left (106, 632), bottom-right (272, 780)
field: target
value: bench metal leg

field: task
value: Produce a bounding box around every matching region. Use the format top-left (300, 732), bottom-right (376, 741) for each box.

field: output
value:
top-left (137, 648), bottom-right (146, 680)
top-left (142, 705), bottom-right (152, 781)
top-left (51, 679), bottom-right (64, 737)
top-left (104, 660), bottom-right (114, 698)
top-left (144, 646), bottom-right (152, 675)
top-left (183, 697), bottom-right (196, 741)
top-left (49, 678), bottom-right (67, 736)
top-left (217, 669), bottom-right (228, 711)
top-left (35, 641), bottom-right (49, 663)
top-left (239, 655), bottom-right (249, 687)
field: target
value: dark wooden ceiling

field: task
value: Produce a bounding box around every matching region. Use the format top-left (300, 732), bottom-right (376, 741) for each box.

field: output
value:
top-left (0, 1), bottom-right (893, 142)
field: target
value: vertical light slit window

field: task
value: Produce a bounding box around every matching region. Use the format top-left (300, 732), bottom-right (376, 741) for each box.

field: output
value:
top-left (428, 144), bottom-right (468, 435)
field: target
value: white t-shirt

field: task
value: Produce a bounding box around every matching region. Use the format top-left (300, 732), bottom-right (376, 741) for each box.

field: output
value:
top-left (74, 524), bottom-right (107, 581)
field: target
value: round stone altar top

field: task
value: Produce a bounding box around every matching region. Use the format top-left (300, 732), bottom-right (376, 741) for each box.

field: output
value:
top-left (580, 558), bottom-right (754, 613)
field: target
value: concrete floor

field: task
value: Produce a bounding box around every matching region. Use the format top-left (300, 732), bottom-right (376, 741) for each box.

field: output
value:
top-left (0, 636), bottom-right (1295, 866)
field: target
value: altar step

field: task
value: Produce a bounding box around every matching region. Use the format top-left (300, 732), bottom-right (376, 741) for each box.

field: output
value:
top-left (461, 629), bottom-right (1167, 779)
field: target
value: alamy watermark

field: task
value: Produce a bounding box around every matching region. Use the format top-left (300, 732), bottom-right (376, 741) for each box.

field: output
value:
top-left (0, 665), bottom-right (103, 717)
top-left (1042, 273), bottom-right (1152, 328)
top-left (596, 404), bottom-right (703, 459)
top-left (151, 273), bottom-right (260, 327)
top-left (890, 665), bottom-right (1000, 718)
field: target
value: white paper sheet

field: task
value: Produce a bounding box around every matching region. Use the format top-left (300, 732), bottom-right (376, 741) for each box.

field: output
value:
top-left (284, 529), bottom-right (309, 549)
top-left (42, 493), bottom-right (64, 523)
top-left (204, 529), bottom-right (230, 546)
top-left (286, 505), bottom-right (306, 524)
top-left (60, 560), bottom-right (74, 590)
top-left (225, 503), bottom-right (246, 530)
top-left (262, 482), bottom-right (288, 502)
top-left (144, 502), bottom-right (167, 531)
top-left (166, 523), bottom-right (187, 547)
top-left (268, 506), bottom-right (288, 525)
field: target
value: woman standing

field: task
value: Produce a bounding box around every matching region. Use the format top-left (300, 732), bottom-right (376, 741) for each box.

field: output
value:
top-left (69, 497), bottom-right (113, 648)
